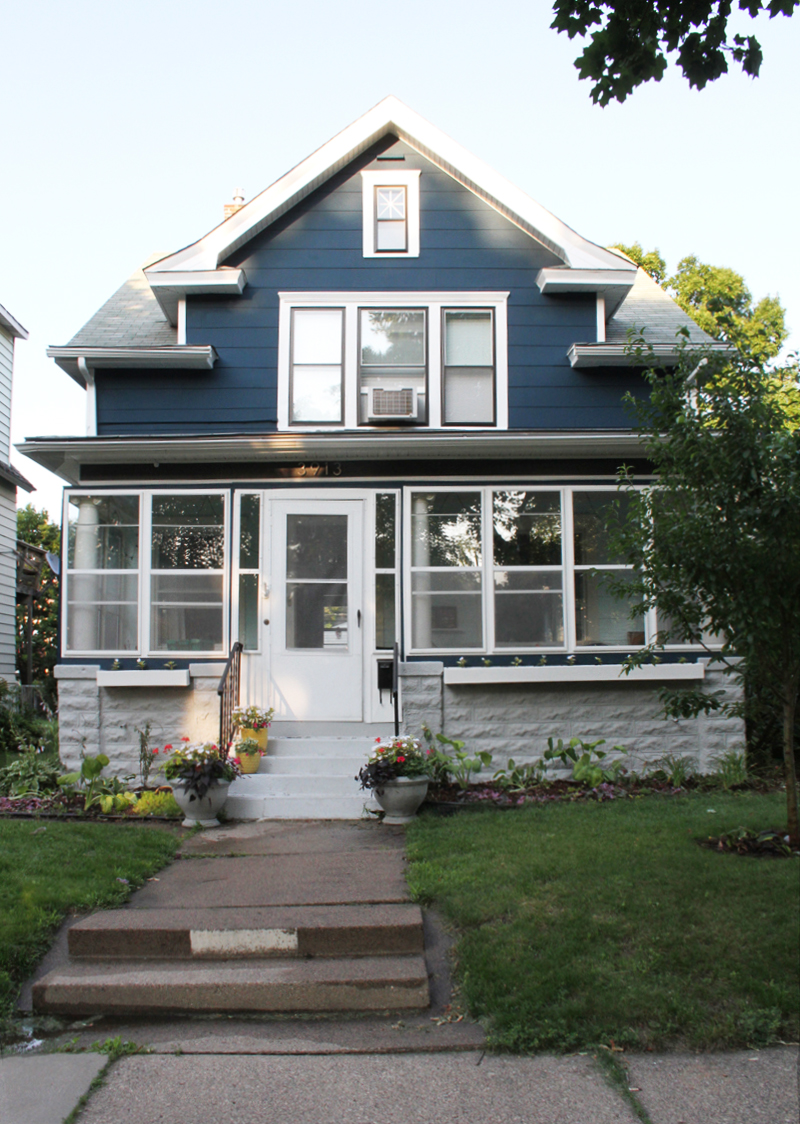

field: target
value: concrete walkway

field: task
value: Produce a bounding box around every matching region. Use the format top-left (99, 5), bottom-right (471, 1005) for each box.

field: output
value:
top-left (5, 820), bottom-right (799, 1123)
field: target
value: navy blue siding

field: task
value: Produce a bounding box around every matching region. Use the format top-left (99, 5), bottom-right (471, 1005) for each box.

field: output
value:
top-left (97, 137), bottom-right (647, 435)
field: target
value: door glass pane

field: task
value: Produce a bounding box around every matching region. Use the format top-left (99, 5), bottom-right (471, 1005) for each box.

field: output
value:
top-left (376, 573), bottom-right (395, 650)
top-left (494, 572), bottom-right (564, 646)
top-left (444, 311), bottom-right (492, 365)
top-left (239, 495), bottom-right (260, 568)
top-left (360, 310), bottom-right (425, 366)
top-left (286, 515), bottom-right (347, 579)
top-left (292, 309), bottom-right (342, 364)
top-left (493, 492), bottom-right (561, 566)
top-left (375, 494), bottom-right (396, 569)
top-left (238, 574), bottom-right (259, 650)
top-left (575, 571), bottom-right (644, 646)
top-left (286, 583), bottom-right (348, 649)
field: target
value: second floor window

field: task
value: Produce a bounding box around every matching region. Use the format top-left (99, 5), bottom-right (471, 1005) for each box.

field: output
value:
top-left (375, 186), bottom-right (407, 252)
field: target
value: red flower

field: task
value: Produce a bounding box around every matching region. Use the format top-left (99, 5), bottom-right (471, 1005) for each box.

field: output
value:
top-left (375, 737), bottom-right (382, 743)
top-left (153, 748), bottom-right (159, 755)
top-left (397, 755), bottom-right (405, 763)
top-left (181, 736), bottom-right (190, 742)
top-left (163, 744), bottom-right (172, 751)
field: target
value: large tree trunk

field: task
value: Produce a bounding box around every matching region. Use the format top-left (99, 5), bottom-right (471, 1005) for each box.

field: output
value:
top-left (783, 672), bottom-right (799, 848)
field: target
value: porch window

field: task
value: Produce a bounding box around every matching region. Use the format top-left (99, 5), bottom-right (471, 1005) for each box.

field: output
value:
top-left (66, 495), bottom-right (140, 652)
top-left (493, 491), bottom-right (564, 647)
top-left (375, 493), bottom-right (397, 649)
top-left (150, 494), bottom-right (225, 652)
top-left (410, 492), bottom-right (483, 649)
top-left (572, 491), bottom-right (643, 646)
top-left (237, 494), bottom-right (261, 650)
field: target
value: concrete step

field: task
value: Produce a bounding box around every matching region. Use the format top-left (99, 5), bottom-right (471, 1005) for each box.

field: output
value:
top-left (232, 774), bottom-right (365, 797)
top-left (265, 737), bottom-right (380, 759)
top-left (258, 755), bottom-right (366, 775)
top-left (68, 904), bottom-right (424, 960)
top-left (226, 792), bottom-right (377, 820)
top-left (32, 955), bottom-right (430, 1016)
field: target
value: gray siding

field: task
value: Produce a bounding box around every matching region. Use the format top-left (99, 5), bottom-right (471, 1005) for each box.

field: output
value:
top-left (0, 483), bottom-right (16, 681)
top-left (0, 329), bottom-right (13, 461)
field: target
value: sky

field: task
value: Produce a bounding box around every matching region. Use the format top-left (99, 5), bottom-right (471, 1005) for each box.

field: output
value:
top-left (2, 0), bottom-right (798, 519)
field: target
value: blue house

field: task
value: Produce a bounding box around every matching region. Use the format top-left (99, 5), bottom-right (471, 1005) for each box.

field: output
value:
top-left (20, 98), bottom-right (741, 816)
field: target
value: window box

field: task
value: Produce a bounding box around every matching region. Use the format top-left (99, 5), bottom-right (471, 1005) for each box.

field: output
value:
top-left (96, 669), bottom-right (191, 687)
top-left (443, 663), bottom-right (706, 686)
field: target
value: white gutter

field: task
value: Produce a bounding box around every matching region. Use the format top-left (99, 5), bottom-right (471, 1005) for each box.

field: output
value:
top-left (46, 346), bottom-right (217, 385)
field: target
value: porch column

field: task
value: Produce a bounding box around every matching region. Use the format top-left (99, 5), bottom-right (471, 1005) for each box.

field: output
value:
top-left (71, 497), bottom-right (100, 651)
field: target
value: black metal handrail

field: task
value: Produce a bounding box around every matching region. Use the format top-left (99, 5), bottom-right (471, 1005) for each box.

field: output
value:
top-left (217, 641), bottom-right (243, 750)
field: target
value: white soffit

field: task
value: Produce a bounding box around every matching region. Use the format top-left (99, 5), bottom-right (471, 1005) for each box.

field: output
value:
top-left (569, 341), bottom-right (733, 368)
top-left (143, 269), bottom-right (247, 325)
top-left (536, 267), bottom-right (637, 317)
top-left (144, 96), bottom-right (633, 277)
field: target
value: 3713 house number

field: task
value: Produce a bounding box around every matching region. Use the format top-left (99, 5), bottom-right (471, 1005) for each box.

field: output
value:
top-left (293, 463), bottom-right (342, 477)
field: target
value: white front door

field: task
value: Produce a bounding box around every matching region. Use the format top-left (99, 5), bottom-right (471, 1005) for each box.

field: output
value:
top-left (268, 498), bottom-right (363, 721)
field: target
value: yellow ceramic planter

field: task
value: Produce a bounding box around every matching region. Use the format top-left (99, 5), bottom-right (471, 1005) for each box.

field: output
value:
top-left (238, 751), bottom-right (262, 774)
top-left (241, 727), bottom-right (268, 751)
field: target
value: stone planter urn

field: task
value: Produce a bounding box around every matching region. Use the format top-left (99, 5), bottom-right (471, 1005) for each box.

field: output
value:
top-left (374, 776), bottom-right (429, 825)
top-left (170, 780), bottom-right (231, 828)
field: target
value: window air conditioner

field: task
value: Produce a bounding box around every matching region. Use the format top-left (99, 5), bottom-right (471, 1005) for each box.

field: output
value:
top-left (367, 387), bottom-right (417, 420)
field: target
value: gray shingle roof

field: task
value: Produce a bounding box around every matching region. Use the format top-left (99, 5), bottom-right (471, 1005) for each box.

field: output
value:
top-left (607, 267), bottom-right (712, 346)
top-left (67, 253), bottom-right (176, 349)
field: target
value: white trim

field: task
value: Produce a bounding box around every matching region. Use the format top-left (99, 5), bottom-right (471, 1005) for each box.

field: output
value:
top-left (276, 292), bottom-right (509, 434)
top-left (77, 358), bottom-right (97, 437)
top-left (596, 295), bottom-right (606, 343)
top-left (444, 663), bottom-right (706, 685)
top-left (536, 267), bottom-right (636, 317)
top-left (177, 299), bottom-right (187, 346)
top-left (143, 96), bottom-right (630, 274)
top-left (361, 170), bottom-right (421, 258)
top-left (0, 302), bottom-right (28, 340)
top-left (143, 269), bottom-right (247, 325)
top-left (97, 670), bottom-right (190, 687)
top-left (568, 341), bottom-right (732, 368)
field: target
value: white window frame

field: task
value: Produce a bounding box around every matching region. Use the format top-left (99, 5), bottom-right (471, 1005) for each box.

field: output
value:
top-left (403, 484), bottom-right (711, 657)
top-left (277, 291), bottom-right (509, 432)
top-left (361, 170), bottom-right (420, 258)
top-left (62, 489), bottom-right (230, 659)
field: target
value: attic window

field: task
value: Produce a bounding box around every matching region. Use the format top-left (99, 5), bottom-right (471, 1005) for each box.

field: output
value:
top-left (361, 170), bottom-right (420, 258)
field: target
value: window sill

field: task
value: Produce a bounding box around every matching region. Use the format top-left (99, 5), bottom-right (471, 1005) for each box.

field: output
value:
top-left (443, 663), bottom-right (706, 686)
top-left (96, 670), bottom-right (191, 687)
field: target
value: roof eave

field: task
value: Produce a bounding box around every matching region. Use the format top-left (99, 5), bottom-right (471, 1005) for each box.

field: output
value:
top-left (0, 303), bottom-right (29, 340)
top-left (46, 346), bottom-right (217, 386)
top-left (568, 342), bottom-right (733, 368)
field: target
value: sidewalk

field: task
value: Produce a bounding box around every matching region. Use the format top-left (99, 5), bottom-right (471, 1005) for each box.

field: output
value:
top-left (3, 820), bottom-right (798, 1123)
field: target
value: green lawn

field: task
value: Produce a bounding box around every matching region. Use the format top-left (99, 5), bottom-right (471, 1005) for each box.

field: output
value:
top-left (0, 821), bottom-right (179, 1016)
top-left (406, 792), bottom-right (800, 1052)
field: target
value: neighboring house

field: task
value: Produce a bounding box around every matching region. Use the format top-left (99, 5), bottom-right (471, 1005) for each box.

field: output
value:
top-left (0, 303), bottom-right (34, 685)
top-left (20, 98), bottom-right (741, 815)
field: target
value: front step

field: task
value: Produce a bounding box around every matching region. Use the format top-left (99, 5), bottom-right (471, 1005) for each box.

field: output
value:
top-left (31, 955), bottom-right (430, 1016)
top-left (68, 904), bottom-right (424, 960)
top-left (226, 792), bottom-right (376, 820)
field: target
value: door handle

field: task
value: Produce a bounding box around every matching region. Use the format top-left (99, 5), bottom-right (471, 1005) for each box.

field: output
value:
top-left (263, 619), bottom-right (270, 626)
top-left (357, 610), bottom-right (361, 628)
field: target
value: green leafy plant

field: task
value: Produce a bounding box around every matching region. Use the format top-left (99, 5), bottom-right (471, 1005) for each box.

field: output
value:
top-left (233, 737), bottom-right (264, 759)
top-left (132, 789), bottom-right (181, 817)
top-left (424, 731), bottom-right (493, 791)
top-left (713, 750), bottom-right (749, 790)
top-left (161, 740), bottom-right (240, 800)
top-left (0, 747), bottom-right (62, 797)
top-left (231, 705), bottom-right (274, 731)
top-left (134, 721), bottom-right (156, 787)
top-left (58, 753), bottom-right (112, 808)
top-left (653, 753), bottom-right (697, 788)
top-left (543, 736), bottom-right (627, 787)
top-left (492, 758), bottom-right (546, 794)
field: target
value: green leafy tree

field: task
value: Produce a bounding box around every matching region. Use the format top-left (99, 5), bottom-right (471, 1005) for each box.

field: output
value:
top-left (612, 244), bottom-right (788, 365)
top-left (613, 341), bottom-right (800, 844)
top-left (16, 505), bottom-right (60, 706)
top-left (551, 0), bottom-right (799, 105)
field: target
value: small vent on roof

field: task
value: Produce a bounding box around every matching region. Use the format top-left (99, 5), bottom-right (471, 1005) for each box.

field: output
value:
top-left (224, 189), bottom-right (245, 220)
top-left (368, 387), bottom-right (417, 419)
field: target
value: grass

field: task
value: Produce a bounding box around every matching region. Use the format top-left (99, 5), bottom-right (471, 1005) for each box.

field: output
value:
top-left (406, 791), bottom-right (800, 1053)
top-left (0, 820), bottom-right (179, 1017)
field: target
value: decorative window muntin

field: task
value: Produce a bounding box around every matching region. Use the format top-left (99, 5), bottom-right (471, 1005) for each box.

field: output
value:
top-left (374, 186), bottom-right (407, 252)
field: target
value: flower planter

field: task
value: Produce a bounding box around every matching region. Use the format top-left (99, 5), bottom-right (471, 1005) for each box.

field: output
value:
top-left (374, 776), bottom-right (429, 824)
top-left (170, 780), bottom-right (231, 827)
top-left (238, 751), bottom-right (262, 775)
top-left (240, 727), bottom-right (269, 752)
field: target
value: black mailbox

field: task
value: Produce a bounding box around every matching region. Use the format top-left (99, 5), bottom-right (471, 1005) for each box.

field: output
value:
top-left (377, 660), bottom-right (394, 691)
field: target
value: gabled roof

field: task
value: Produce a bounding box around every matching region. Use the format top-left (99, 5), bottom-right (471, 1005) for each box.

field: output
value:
top-left (0, 302), bottom-right (28, 340)
top-left (144, 96), bottom-right (635, 312)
